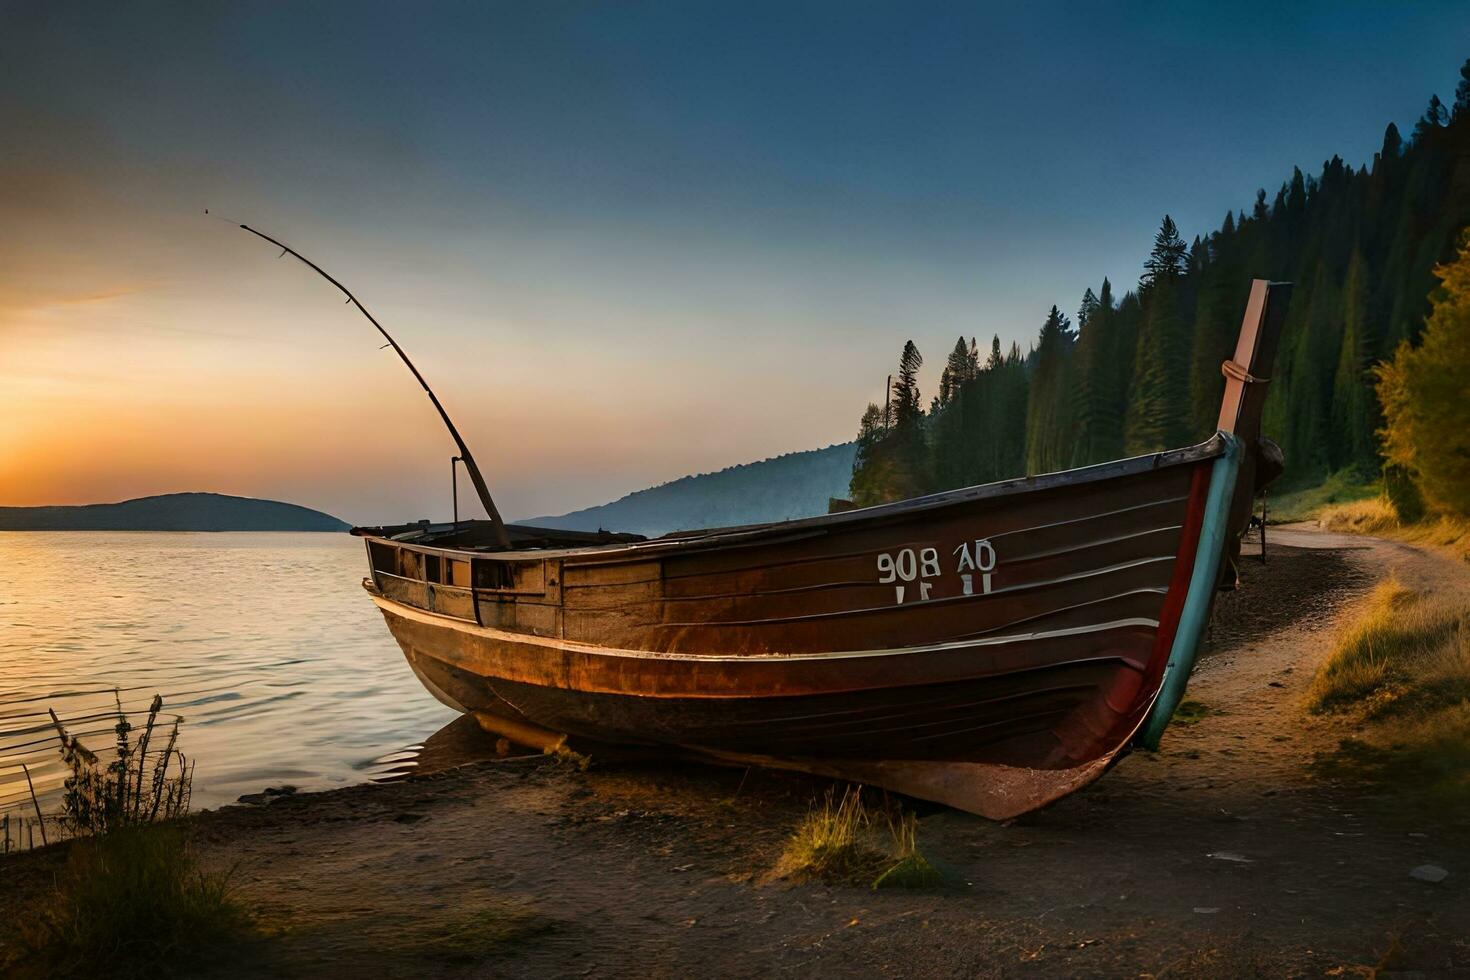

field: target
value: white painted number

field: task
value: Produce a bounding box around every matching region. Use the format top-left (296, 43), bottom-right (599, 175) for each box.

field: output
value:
top-left (876, 539), bottom-right (998, 605)
top-left (875, 546), bottom-right (945, 604)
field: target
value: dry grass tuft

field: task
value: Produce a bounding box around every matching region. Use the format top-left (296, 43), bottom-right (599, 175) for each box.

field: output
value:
top-left (1317, 497), bottom-right (1402, 536)
top-left (1308, 577), bottom-right (1470, 808)
top-left (1305, 577), bottom-right (1462, 714)
top-left (1316, 500), bottom-right (1470, 564)
top-left (776, 786), bottom-right (945, 889)
top-left (777, 785), bottom-right (887, 883)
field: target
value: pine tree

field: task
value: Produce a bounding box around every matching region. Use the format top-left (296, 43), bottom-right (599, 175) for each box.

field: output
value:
top-left (1126, 278), bottom-right (1192, 453)
top-left (1024, 306), bottom-right (1077, 474)
top-left (996, 342), bottom-right (1030, 479)
top-left (893, 340), bottom-right (923, 427)
top-left (849, 342), bottom-right (931, 504)
top-left (1381, 121), bottom-right (1403, 161)
top-left (1188, 258), bottom-right (1245, 437)
top-left (1077, 288), bottom-right (1099, 330)
top-left (1455, 58), bottom-right (1470, 121)
top-left (1331, 250), bottom-right (1378, 475)
top-left (1283, 268), bottom-right (1342, 481)
top-left (848, 403), bottom-right (891, 506)
top-left (1142, 215), bottom-right (1188, 287)
top-left (930, 337), bottom-right (982, 489)
top-left (1128, 217), bottom-right (1194, 453)
top-left (1413, 94), bottom-right (1449, 141)
top-left (937, 336), bottom-right (975, 409)
top-left (1071, 280), bottom-right (1123, 465)
top-left (892, 340), bottom-right (931, 494)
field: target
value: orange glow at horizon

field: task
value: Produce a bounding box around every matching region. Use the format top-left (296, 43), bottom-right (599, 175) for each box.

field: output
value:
top-left (0, 222), bottom-right (894, 524)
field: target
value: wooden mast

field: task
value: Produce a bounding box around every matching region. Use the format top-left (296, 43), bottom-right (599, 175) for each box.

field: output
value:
top-left (238, 224), bottom-right (513, 549)
top-left (1215, 279), bottom-right (1292, 552)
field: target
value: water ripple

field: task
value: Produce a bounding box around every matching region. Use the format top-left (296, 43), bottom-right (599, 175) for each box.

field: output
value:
top-left (0, 531), bottom-right (458, 810)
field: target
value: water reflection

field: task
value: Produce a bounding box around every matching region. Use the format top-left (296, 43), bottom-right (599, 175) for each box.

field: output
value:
top-left (0, 531), bottom-right (460, 816)
top-left (368, 713), bottom-right (537, 783)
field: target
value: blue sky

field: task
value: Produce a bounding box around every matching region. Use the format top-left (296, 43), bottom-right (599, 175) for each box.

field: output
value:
top-left (3, 2), bottom-right (1467, 522)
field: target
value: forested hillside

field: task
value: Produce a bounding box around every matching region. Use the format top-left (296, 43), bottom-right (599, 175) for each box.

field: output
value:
top-left (527, 443), bottom-right (857, 537)
top-left (850, 58), bottom-right (1470, 506)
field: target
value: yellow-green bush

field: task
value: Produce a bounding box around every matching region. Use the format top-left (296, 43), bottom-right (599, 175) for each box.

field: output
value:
top-left (1376, 230), bottom-right (1470, 518)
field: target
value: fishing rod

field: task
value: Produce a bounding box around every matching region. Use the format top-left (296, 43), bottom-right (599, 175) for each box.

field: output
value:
top-left (234, 222), bottom-right (513, 549)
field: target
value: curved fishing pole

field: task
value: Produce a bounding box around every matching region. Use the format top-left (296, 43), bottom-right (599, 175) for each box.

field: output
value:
top-left (236, 223), bottom-right (513, 549)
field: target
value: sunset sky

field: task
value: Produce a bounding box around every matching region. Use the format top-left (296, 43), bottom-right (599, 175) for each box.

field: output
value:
top-left (4, 2), bottom-right (1468, 524)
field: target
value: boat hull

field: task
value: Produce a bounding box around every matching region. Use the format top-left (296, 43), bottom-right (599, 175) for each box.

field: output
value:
top-left (355, 280), bottom-right (1291, 818)
top-left (363, 439), bottom-right (1226, 818)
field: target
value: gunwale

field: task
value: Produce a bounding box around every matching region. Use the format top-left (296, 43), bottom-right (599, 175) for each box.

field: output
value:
top-left (352, 433), bottom-right (1225, 563)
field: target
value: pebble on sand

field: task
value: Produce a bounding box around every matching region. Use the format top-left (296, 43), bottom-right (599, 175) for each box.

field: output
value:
top-left (1409, 864), bottom-right (1448, 883)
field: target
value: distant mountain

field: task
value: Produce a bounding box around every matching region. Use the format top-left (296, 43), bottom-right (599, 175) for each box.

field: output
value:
top-left (0, 493), bottom-right (349, 532)
top-left (525, 443), bottom-right (857, 537)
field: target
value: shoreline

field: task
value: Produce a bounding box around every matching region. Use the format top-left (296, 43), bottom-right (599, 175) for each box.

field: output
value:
top-left (5, 529), bottom-right (1468, 977)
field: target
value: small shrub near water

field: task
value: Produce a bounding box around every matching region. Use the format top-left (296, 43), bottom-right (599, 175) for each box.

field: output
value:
top-left (6, 826), bottom-right (248, 979)
top-left (776, 786), bottom-right (944, 889)
top-left (51, 692), bottom-right (193, 837)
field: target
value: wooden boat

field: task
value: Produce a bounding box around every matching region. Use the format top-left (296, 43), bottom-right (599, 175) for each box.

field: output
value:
top-left (347, 280), bottom-right (1290, 819)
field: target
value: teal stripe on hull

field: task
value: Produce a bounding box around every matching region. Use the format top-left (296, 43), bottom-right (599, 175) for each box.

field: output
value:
top-left (1137, 431), bottom-right (1242, 749)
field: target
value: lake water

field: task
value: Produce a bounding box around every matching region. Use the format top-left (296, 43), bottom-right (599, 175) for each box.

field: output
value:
top-left (0, 531), bottom-right (460, 820)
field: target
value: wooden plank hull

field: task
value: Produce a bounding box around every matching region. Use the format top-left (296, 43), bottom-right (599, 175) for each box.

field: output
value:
top-left (360, 439), bottom-right (1223, 819)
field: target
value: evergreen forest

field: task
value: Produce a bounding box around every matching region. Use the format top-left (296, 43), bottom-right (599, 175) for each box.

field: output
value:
top-left (849, 58), bottom-right (1470, 510)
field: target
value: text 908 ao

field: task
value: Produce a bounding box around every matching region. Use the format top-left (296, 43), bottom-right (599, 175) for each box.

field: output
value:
top-left (875, 539), bottom-right (996, 604)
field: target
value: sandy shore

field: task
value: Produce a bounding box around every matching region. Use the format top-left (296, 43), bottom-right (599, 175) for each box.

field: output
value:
top-left (5, 528), bottom-right (1468, 977)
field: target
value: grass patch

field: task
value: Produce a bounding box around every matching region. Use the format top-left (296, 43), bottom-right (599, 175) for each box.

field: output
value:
top-left (386, 902), bottom-right (555, 962)
top-left (1305, 577), bottom-right (1466, 716)
top-left (4, 826), bottom-right (249, 979)
top-left (1380, 514), bottom-right (1470, 564)
top-left (1314, 498), bottom-right (1470, 564)
top-left (1267, 471), bottom-right (1379, 525)
top-left (871, 811), bottom-right (944, 889)
top-left (1307, 578), bottom-right (1470, 809)
top-left (1317, 496), bottom-right (1402, 536)
top-left (777, 785), bottom-right (888, 883)
top-left (1171, 699), bottom-right (1210, 725)
top-left (776, 786), bottom-right (945, 889)
top-left (1307, 577), bottom-right (1467, 716)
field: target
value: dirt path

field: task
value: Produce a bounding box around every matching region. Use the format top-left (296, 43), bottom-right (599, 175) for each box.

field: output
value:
top-left (6, 528), bottom-right (1469, 977)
